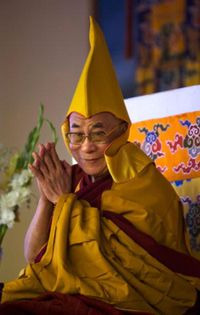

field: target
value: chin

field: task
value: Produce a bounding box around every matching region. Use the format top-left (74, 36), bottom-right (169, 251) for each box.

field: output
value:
top-left (81, 165), bottom-right (107, 177)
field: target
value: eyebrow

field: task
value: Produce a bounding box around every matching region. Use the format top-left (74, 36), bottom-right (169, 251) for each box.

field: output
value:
top-left (70, 122), bottom-right (104, 129)
top-left (91, 122), bottom-right (104, 129)
top-left (71, 123), bottom-right (80, 128)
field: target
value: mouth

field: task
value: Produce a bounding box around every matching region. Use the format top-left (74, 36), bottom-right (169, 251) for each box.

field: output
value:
top-left (84, 158), bottom-right (99, 162)
top-left (81, 157), bottom-right (102, 163)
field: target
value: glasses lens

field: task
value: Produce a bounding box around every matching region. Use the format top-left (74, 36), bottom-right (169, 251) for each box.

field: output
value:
top-left (91, 131), bottom-right (107, 143)
top-left (67, 133), bottom-right (83, 144)
top-left (67, 129), bottom-right (113, 144)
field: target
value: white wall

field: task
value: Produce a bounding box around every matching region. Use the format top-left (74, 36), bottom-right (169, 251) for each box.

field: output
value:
top-left (125, 85), bottom-right (200, 122)
top-left (0, 0), bottom-right (93, 281)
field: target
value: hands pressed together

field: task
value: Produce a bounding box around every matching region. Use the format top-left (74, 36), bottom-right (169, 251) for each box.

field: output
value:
top-left (29, 143), bottom-right (72, 204)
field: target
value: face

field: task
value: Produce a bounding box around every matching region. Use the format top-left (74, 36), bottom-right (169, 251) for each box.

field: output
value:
top-left (68, 112), bottom-right (126, 179)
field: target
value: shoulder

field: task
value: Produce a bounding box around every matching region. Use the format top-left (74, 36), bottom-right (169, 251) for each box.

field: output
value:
top-left (105, 141), bottom-right (153, 183)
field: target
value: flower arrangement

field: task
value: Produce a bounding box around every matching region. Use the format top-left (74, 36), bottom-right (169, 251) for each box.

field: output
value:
top-left (0, 105), bottom-right (57, 247)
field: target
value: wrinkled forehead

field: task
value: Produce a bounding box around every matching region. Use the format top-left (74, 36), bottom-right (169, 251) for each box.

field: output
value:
top-left (68, 111), bottom-right (120, 128)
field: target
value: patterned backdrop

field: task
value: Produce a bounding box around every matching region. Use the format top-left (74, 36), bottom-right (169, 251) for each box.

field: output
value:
top-left (97, 0), bottom-right (200, 97)
top-left (134, 0), bottom-right (200, 96)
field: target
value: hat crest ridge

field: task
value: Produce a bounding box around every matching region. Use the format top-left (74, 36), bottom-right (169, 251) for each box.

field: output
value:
top-left (62, 16), bottom-right (131, 148)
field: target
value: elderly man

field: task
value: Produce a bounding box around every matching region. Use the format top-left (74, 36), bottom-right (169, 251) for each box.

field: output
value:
top-left (0, 17), bottom-right (200, 315)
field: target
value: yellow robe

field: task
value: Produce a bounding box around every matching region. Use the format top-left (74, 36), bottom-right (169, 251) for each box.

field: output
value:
top-left (1, 141), bottom-right (199, 315)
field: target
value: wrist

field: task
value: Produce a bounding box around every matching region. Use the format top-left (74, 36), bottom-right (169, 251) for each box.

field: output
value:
top-left (38, 196), bottom-right (54, 210)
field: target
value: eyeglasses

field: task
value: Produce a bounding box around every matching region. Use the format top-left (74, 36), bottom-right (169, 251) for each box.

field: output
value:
top-left (66, 123), bottom-right (125, 145)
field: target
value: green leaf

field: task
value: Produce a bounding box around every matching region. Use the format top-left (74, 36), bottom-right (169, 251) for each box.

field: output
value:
top-left (37, 104), bottom-right (44, 130)
top-left (16, 104), bottom-right (45, 170)
top-left (6, 153), bottom-right (20, 177)
top-left (15, 103), bottom-right (58, 171)
top-left (0, 225), bottom-right (8, 246)
top-left (45, 119), bottom-right (58, 144)
top-left (0, 104), bottom-right (58, 238)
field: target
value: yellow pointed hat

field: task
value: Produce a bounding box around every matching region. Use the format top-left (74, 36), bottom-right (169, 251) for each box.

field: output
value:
top-left (62, 16), bottom-right (131, 144)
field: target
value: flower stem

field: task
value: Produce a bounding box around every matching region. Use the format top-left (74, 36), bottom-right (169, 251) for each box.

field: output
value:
top-left (0, 225), bottom-right (8, 246)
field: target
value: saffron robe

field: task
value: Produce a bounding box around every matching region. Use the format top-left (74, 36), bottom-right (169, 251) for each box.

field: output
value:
top-left (1, 142), bottom-right (200, 315)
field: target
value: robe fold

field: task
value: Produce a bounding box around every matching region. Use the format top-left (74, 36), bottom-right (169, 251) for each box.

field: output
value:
top-left (0, 142), bottom-right (200, 315)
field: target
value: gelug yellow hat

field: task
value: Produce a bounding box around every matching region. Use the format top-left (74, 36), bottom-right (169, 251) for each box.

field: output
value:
top-left (62, 16), bottom-right (131, 147)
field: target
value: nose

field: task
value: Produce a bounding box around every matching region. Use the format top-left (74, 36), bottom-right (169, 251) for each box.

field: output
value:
top-left (80, 137), bottom-right (97, 153)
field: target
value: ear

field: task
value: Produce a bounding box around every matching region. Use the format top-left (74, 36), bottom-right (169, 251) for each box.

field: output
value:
top-left (121, 121), bottom-right (129, 132)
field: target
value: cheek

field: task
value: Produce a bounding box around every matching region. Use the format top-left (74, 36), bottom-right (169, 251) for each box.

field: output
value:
top-left (70, 144), bottom-right (108, 157)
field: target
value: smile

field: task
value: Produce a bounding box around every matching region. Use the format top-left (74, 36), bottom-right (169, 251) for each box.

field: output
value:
top-left (85, 158), bottom-right (99, 162)
top-left (81, 157), bottom-right (102, 163)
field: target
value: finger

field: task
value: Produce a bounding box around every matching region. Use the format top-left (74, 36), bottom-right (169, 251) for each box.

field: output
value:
top-left (43, 152), bottom-right (55, 172)
top-left (28, 163), bottom-right (44, 181)
top-left (43, 143), bottom-right (56, 171)
top-left (45, 142), bottom-right (51, 151)
top-left (38, 143), bottom-right (55, 172)
top-left (32, 152), bottom-right (43, 166)
top-left (32, 155), bottom-right (39, 168)
top-left (49, 143), bottom-right (62, 170)
top-left (38, 144), bottom-right (46, 159)
top-left (29, 164), bottom-right (56, 202)
top-left (32, 152), bottom-right (49, 177)
top-left (31, 151), bottom-right (41, 169)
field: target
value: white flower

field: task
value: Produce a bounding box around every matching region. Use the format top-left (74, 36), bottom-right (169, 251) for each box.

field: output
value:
top-left (0, 187), bottom-right (31, 229)
top-left (10, 169), bottom-right (33, 189)
top-left (17, 186), bottom-right (31, 206)
top-left (0, 191), bottom-right (20, 209)
top-left (0, 106), bottom-right (56, 242)
top-left (0, 167), bottom-right (32, 229)
top-left (0, 207), bottom-right (15, 228)
top-left (0, 187), bottom-right (31, 209)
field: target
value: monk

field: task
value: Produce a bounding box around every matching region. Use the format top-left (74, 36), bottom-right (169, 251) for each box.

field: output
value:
top-left (0, 17), bottom-right (200, 315)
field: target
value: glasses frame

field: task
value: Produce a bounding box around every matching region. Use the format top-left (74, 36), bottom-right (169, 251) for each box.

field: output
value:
top-left (65, 123), bottom-right (126, 145)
